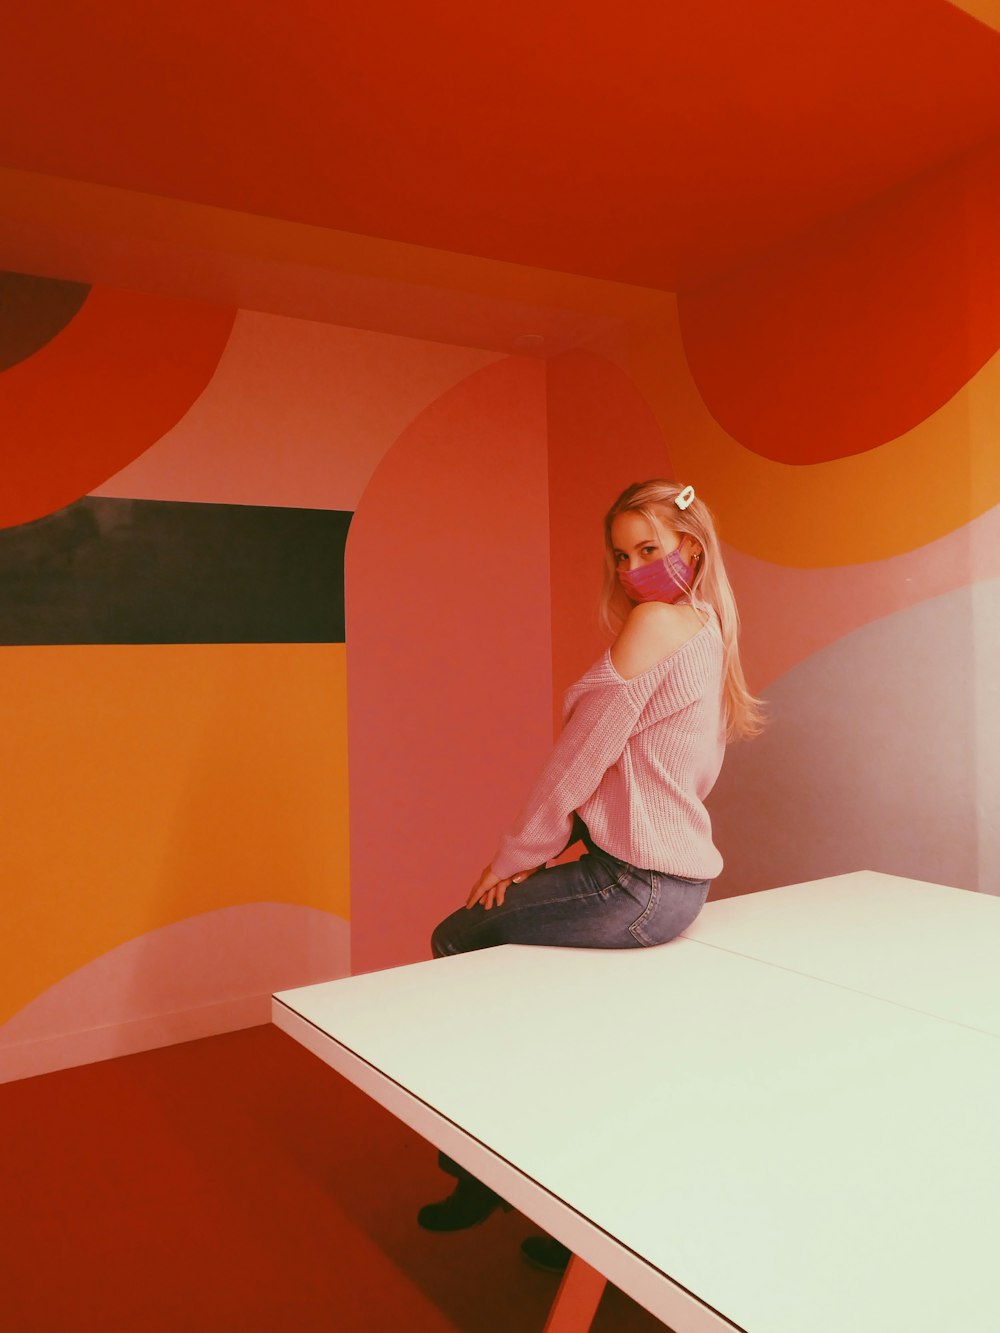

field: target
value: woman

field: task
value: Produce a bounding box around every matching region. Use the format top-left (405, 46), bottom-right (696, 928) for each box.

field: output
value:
top-left (418, 478), bottom-right (767, 1271)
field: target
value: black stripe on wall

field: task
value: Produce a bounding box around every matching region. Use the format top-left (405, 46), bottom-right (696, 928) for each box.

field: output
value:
top-left (0, 496), bottom-right (350, 645)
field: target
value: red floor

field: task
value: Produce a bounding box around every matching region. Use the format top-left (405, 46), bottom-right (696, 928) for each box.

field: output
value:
top-left (0, 1025), bottom-right (667, 1332)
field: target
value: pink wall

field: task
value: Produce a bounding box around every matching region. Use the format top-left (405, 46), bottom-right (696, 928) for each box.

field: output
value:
top-left (346, 356), bottom-right (552, 974)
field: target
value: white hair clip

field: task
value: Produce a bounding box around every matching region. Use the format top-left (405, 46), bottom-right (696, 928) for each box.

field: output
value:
top-left (674, 484), bottom-right (695, 510)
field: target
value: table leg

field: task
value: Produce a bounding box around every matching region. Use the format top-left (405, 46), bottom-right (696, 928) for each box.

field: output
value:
top-left (542, 1253), bottom-right (607, 1333)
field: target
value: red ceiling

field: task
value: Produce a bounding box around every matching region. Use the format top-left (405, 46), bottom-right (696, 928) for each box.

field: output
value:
top-left (2, 0), bottom-right (999, 290)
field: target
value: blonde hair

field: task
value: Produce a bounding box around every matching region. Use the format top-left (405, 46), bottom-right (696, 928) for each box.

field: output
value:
top-left (599, 479), bottom-right (768, 743)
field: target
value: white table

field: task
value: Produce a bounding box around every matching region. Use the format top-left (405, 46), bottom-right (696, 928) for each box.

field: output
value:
top-left (272, 871), bottom-right (1000, 1333)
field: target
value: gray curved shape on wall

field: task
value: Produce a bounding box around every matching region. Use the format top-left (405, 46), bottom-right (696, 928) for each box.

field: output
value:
top-left (708, 579), bottom-right (1000, 899)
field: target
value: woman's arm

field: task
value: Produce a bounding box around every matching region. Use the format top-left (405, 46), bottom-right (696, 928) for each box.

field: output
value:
top-left (490, 603), bottom-right (711, 879)
top-left (490, 606), bottom-right (696, 878)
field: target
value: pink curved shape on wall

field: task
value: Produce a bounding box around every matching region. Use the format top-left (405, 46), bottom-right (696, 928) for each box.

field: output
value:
top-left (93, 310), bottom-right (501, 510)
top-left (724, 501), bottom-right (1000, 695)
top-left (0, 903), bottom-right (349, 1083)
top-left (347, 356), bottom-right (550, 977)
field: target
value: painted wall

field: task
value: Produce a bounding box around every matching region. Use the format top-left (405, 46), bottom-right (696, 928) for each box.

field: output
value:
top-left (549, 137), bottom-right (1000, 899)
top-left (4, 119), bottom-right (997, 1084)
top-left (0, 276), bottom-right (554, 1081)
top-left (347, 357), bottom-right (551, 975)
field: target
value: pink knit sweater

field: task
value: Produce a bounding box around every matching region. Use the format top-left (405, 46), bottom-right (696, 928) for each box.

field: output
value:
top-left (490, 605), bottom-right (727, 881)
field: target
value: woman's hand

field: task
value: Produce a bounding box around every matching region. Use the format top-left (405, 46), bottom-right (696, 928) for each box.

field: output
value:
top-left (465, 862), bottom-right (545, 910)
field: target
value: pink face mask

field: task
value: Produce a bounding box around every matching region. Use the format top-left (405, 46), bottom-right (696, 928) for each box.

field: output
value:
top-left (618, 545), bottom-right (698, 604)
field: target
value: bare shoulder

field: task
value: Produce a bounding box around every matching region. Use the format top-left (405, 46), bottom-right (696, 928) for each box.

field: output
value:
top-left (610, 601), bottom-right (710, 681)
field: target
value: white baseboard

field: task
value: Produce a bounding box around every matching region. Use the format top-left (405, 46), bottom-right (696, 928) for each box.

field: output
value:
top-left (0, 993), bottom-right (273, 1084)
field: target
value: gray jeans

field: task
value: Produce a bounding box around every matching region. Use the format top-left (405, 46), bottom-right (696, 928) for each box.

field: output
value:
top-left (430, 816), bottom-right (710, 958)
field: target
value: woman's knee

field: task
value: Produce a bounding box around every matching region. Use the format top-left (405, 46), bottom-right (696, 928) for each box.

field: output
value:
top-left (431, 906), bottom-right (489, 958)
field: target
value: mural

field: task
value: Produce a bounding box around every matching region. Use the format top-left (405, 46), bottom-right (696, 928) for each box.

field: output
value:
top-left (1, 1), bottom-right (997, 1078)
top-left (1, 279), bottom-right (236, 530)
top-left (676, 137), bottom-right (1000, 468)
top-left (0, 271), bottom-right (89, 370)
top-left (346, 356), bottom-right (550, 977)
top-left (550, 137), bottom-right (1000, 899)
top-left (711, 581), bottom-right (999, 895)
top-left (0, 275), bottom-right (511, 1081)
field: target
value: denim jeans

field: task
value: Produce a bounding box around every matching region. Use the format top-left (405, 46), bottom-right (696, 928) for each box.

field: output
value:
top-left (430, 817), bottom-right (711, 959)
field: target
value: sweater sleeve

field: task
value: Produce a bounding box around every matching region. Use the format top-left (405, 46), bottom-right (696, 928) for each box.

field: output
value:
top-left (489, 651), bottom-right (666, 879)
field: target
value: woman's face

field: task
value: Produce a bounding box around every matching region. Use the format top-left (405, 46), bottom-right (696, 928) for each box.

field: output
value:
top-left (610, 510), bottom-right (700, 575)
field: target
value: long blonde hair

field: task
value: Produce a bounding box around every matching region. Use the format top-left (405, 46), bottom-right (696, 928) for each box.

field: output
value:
top-left (598, 479), bottom-right (768, 743)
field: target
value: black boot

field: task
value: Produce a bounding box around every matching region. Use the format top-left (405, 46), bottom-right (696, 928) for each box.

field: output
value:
top-left (521, 1235), bottom-right (572, 1273)
top-left (437, 1148), bottom-right (463, 1178)
top-left (418, 1161), bottom-right (512, 1232)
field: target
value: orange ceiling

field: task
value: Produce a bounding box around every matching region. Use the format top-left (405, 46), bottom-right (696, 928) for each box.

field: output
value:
top-left (2, 0), bottom-right (999, 291)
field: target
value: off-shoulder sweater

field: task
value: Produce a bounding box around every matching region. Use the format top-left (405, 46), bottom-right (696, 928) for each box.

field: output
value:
top-left (490, 604), bottom-right (727, 882)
